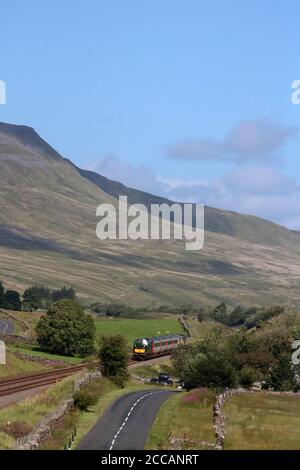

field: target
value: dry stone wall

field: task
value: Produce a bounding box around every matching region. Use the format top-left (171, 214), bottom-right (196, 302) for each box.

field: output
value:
top-left (14, 369), bottom-right (101, 450)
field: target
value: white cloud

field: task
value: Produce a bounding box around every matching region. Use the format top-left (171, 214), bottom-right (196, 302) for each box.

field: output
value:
top-left (87, 154), bottom-right (300, 229)
top-left (161, 166), bottom-right (300, 229)
top-left (165, 120), bottom-right (298, 163)
top-left (88, 154), bottom-right (163, 194)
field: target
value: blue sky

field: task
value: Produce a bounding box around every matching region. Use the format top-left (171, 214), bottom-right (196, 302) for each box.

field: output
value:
top-left (1, 1), bottom-right (300, 227)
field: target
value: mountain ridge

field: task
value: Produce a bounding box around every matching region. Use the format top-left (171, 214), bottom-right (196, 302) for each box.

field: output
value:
top-left (0, 121), bottom-right (297, 247)
top-left (0, 121), bottom-right (299, 308)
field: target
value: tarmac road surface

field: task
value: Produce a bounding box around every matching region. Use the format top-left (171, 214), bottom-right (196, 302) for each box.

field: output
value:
top-left (77, 389), bottom-right (175, 450)
top-left (0, 318), bottom-right (14, 334)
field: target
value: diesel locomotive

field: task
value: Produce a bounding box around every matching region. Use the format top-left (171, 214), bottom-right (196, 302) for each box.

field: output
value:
top-left (133, 334), bottom-right (186, 360)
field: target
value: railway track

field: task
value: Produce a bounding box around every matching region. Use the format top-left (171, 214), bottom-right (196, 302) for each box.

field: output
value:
top-left (0, 356), bottom-right (170, 398)
top-left (0, 363), bottom-right (93, 397)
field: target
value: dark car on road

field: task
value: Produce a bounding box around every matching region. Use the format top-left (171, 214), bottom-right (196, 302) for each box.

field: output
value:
top-left (151, 372), bottom-right (173, 386)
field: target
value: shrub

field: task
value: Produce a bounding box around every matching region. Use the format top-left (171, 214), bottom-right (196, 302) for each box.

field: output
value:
top-left (0, 420), bottom-right (33, 439)
top-left (110, 370), bottom-right (129, 388)
top-left (172, 336), bottom-right (237, 391)
top-left (99, 335), bottom-right (129, 387)
top-left (73, 389), bottom-right (97, 411)
top-left (267, 354), bottom-right (297, 391)
top-left (239, 367), bottom-right (260, 388)
top-left (213, 303), bottom-right (228, 324)
top-left (36, 299), bottom-right (96, 357)
top-left (181, 388), bottom-right (215, 405)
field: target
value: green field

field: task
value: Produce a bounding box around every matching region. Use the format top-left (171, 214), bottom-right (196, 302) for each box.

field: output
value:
top-left (8, 345), bottom-right (85, 364)
top-left (224, 392), bottom-right (300, 450)
top-left (132, 360), bottom-right (173, 379)
top-left (186, 317), bottom-right (231, 340)
top-left (146, 388), bottom-right (216, 450)
top-left (95, 317), bottom-right (184, 345)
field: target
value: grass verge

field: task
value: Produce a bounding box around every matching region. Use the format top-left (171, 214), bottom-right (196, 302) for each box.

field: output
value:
top-left (74, 382), bottom-right (159, 449)
top-left (40, 378), bottom-right (159, 450)
top-left (0, 376), bottom-right (75, 449)
top-left (8, 345), bottom-right (85, 364)
top-left (224, 392), bottom-right (300, 450)
top-left (146, 388), bottom-right (216, 450)
top-left (132, 360), bottom-right (173, 379)
top-left (0, 351), bottom-right (49, 378)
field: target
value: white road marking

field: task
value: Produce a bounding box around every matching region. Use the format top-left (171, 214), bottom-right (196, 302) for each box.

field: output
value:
top-left (109, 391), bottom-right (165, 450)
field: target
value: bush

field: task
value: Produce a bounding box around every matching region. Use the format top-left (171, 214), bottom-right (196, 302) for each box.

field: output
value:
top-left (267, 354), bottom-right (297, 391)
top-left (110, 370), bottom-right (129, 388)
top-left (0, 420), bottom-right (33, 439)
top-left (185, 354), bottom-right (237, 390)
top-left (73, 389), bottom-right (98, 411)
top-left (239, 367), bottom-right (260, 388)
top-left (99, 335), bottom-right (129, 387)
top-left (181, 388), bottom-right (215, 405)
top-left (233, 351), bottom-right (274, 373)
top-left (213, 303), bottom-right (228, 324)
top-left (36, 299), bottom-right (96, 357)
top-left (172, 336), bottom-right (237, 391)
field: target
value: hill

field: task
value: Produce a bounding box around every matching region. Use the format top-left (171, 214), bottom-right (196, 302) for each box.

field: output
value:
top-left (1, 121), bottom-right (300, 307)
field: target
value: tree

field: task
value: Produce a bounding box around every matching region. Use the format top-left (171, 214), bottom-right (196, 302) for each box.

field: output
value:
top-left (172, 335), bottom-right (237, 390)
top-left (267, 354), bottom-right (297, 391)
top-left (172, 342), bottom-right (199, 377)
top-left (99, 335), bottom-right (129, 387)
top-left (52, 286), bottom-right (76, 302)
top-left (227, 305), bottom-right (248, 327)
top-left (213, 303), bottom-right (228, 324)
top-left (0, 282), bottom-right (5, 308)
top-left (196, 307), bottom-right (204, 323)
top-left (182, 352), bottom-right (237, 390)
top-left (36, 300), bottom-right (95, 357)
top-left (4, 290), bottom-right (21, 311)
top-left (181, 304), bottom-right (194, 316)
top-left (23, 285), bottom-right (52, 310)
top-left (239, 367), bottom-right (261, 389)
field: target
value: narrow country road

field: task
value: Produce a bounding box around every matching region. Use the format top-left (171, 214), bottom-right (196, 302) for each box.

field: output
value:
top-left (77, 389), bottom-right (175, 450)
top-left (0, 318), bottom-right (14, 334)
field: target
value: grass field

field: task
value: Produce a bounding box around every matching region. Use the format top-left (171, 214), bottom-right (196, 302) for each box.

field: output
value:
top-left (95, 317), bottom-right (184, 345)
top-left (146, 388), bottom-right (216, 450)
top-left (132, 361), bottom-right (173, 379)
top-left (186, 317), bottom-right (231, 340)
top-left (0, 376), bottom-right (75, 449)
top-left (224, 392), bottom-right (300, 450)
top-left (7, 345), bottom-right (85, 364)
top-left (0, 351), bottom-right (49, 378)
top-left (11, 311), bottom-right (43, 336)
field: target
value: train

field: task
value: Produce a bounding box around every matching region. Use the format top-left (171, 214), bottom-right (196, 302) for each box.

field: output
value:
top-left (133, 334), bottom-right (186, 360)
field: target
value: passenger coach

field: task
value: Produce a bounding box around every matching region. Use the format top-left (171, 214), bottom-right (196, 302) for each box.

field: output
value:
top-left (133, 334), bottom-right (186, 360)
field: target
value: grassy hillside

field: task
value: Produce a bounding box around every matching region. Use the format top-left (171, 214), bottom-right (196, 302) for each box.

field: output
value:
top-left (1, 122), bottom-right (300, 307)
top-left (79, 163), bottom-right (299, 246)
